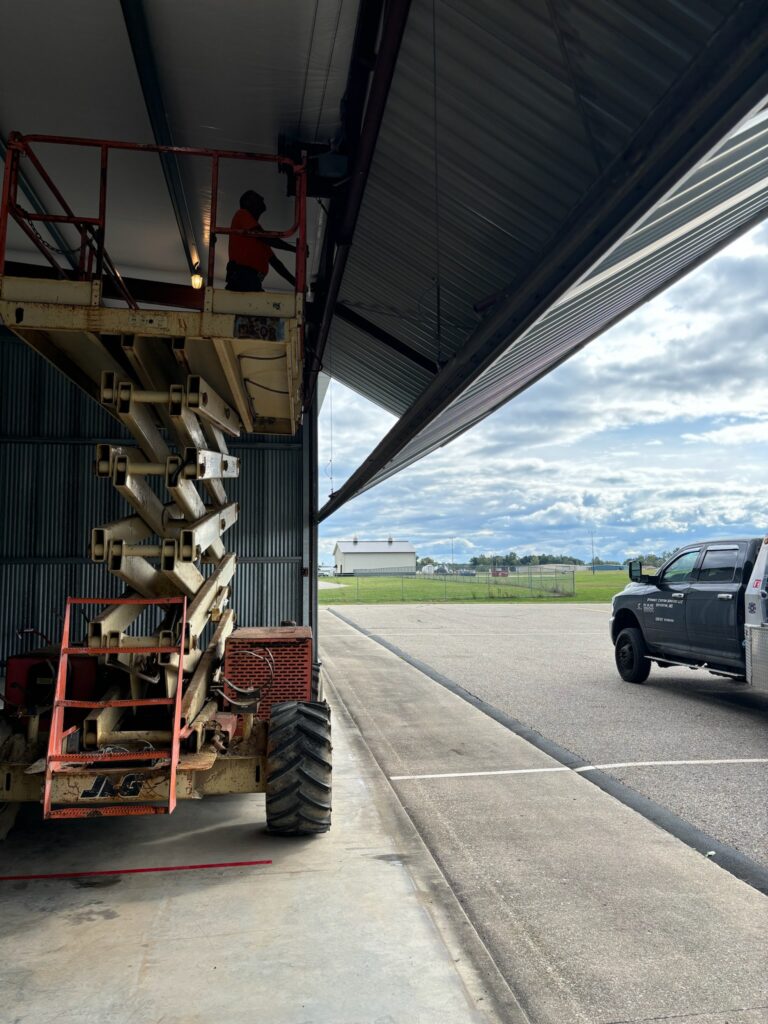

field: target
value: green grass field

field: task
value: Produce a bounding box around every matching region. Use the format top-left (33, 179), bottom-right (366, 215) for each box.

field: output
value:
top-left (318, 569), bottom-right (628, 605)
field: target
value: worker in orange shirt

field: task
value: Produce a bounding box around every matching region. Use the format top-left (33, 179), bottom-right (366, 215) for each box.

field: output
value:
top-left (225, 190), bottom-right (297, 291)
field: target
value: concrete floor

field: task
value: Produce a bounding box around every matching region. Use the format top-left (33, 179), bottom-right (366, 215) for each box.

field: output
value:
top-left (326, 602), bottom-right (768, 868)
top-left (0, 690), bottom-right (507, 1024)
top-left (321, 606), bottom-right (768, 1024)
top-left (3, 603), bottom-right (767, 1024)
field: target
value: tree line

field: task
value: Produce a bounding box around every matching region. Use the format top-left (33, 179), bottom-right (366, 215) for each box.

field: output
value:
top-left (417, 550), bottom-right (676, 568)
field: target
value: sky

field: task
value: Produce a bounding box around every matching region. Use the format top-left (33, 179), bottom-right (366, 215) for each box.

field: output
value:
top-left (317, 221), bottom-right (768, 567)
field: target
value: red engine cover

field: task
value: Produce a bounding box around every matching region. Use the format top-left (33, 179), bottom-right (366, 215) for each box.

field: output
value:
top-left (223, 627), bottom-right (312, 720)
top-left (4, 651), bottom-right (98, 722)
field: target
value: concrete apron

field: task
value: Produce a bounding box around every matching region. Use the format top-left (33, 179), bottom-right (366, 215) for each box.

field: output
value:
top-left (320, 609), bottom-right (768, 1024)
top-left (0, 683), bottom-right (502, 1023)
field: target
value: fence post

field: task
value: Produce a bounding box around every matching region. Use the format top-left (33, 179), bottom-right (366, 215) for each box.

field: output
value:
top-left (401, 574), bottom-right (404, 601)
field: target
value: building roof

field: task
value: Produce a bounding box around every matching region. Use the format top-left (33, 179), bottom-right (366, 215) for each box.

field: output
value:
top-left (334, 540), bottom-right (416, 555)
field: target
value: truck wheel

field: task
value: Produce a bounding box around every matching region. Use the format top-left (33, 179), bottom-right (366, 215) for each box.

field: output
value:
top-left (615, 627), bottom-right (651, 684)
top-left (266, 701), bottom-right (332, 835)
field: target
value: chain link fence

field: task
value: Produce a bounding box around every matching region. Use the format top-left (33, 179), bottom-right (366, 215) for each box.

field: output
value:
top-left (318, 567), bottom-right (575, 603)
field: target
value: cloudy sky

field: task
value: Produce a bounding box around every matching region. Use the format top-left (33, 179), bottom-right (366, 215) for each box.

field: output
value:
top-left (317, 221), bottom-right (768, 567)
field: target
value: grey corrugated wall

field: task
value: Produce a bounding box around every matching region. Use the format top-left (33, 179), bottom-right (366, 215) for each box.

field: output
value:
top-left (0, 331), bottom-right (308, 664)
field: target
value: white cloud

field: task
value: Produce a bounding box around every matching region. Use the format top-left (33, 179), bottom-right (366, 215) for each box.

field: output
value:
top-left (682, 421), bottom-right (768, 446)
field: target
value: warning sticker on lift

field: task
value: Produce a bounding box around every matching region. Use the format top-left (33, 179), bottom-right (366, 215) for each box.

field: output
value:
top-left (234, 315), bottom-right (286, 341)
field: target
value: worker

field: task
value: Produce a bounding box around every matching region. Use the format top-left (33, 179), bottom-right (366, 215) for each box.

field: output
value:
top-left (226, 190), bottom-right (296, 291)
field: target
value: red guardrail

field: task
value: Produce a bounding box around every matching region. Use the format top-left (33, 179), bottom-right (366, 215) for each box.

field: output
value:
top-left (0, 132), bottom-right (307, 310)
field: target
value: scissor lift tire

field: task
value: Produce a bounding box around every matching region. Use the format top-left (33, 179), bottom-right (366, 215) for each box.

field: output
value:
top-left (266, 700), bottom-right (332, 834)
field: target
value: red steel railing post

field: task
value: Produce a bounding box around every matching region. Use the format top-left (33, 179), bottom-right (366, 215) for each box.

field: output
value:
top-left (167, 596), bottom-right (188, 813)
top-left (95, 145), bottom-right (109, 281)
top-left (207, 154), bottom-right (219, 289)
top-left (295, 161), bottom-right (308, 296)
top-left (0, 144), bottom-right (17, 275)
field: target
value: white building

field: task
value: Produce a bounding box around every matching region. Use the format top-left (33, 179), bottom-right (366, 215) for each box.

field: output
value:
top-left (333, 538), bottom-right (417, 575)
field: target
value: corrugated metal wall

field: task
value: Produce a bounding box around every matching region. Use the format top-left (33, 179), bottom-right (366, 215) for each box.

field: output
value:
top-left (0, 331), bottom-right (308, 665)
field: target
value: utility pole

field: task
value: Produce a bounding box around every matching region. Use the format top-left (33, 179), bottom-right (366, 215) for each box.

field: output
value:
top-left (451, 536), bottom-right (455, 571)
top-left (590, 529), bottom-right (596, 574)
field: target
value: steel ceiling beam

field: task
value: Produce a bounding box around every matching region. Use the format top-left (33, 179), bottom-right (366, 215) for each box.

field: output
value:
top-left (318, 1), bottom-right (768, 521)
top-left (120, 0), bottom-right (201, 276)
top-left (304, 0), bottom-right (412, 407)
top-left (333, 302), bottom-right (436, 373)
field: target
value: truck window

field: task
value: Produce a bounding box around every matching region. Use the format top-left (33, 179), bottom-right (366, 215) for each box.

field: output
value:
top-left (659, 549), bottom-right (699, 583)
top-left (697, 546), bottom-right (739, 583)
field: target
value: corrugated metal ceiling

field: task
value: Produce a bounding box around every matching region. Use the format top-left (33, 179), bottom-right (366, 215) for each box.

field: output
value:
top-left (327, 0), bottom-right (737, 406)
top-left (317, 0), bottom-right (768, 515)
top-left (338, 104), bottom-right (768, 494)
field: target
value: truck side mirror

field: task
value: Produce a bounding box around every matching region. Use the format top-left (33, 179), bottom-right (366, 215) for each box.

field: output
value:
top-left (628, 560), bottom-right (643, 582)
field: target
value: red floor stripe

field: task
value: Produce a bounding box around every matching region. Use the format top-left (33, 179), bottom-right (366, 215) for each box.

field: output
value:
top-left (0, 859), bottom-right (272, 882)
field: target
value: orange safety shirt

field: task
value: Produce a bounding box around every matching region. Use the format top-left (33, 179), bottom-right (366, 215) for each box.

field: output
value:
top-left (228, 209), bottom-right (272, 274)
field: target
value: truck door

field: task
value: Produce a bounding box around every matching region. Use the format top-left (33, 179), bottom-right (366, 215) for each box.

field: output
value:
top-left (685, 543), bottom-right (744, 666)
top-left (644, 547), bottom-right (700, 654)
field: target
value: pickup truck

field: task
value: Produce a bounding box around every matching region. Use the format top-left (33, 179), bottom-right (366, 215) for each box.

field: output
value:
top-left (610, 537), bottom-right (768, 689)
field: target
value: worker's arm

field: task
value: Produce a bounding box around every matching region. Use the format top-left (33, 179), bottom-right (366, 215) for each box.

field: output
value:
top-left (269, 253), bottom-right (296, 287)
top-left (269, 238), bottom-right (296, 253)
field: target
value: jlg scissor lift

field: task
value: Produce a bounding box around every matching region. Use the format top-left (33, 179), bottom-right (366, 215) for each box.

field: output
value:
top-left (0, 134), bottom-right (331, 836)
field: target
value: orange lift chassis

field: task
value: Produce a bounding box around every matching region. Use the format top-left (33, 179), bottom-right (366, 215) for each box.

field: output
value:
top-left (0, 134), bottom-right (332, 834)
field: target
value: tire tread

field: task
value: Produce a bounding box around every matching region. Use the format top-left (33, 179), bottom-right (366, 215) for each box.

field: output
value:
top-left (266, 701), bottom-right (332, 834)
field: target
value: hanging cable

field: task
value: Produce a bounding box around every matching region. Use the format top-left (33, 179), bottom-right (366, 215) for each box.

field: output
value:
top-left (243, 377), bottom-right (290, 396)
top-left (315, 0), bottom-right (346, 141)
top-left (432, 0), bottom-right (444, 367)
top-left (296, 0), bottom-right (320, 135)
top-left (325, 318), bottom-right (335, 496)
top-left (326, 377), bottom-right (335, 496)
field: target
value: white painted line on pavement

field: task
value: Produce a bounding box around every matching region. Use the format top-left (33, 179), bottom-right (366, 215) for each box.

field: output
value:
top-left (391, 767), bottom-right (571, 780)
top-left (578, 757), bottom-right (768, 772)
top-left (390, 757), bottom-right (768, 782)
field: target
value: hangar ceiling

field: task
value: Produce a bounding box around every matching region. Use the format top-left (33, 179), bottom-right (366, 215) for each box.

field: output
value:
top-left (2, 1), bottom-right (768, 519)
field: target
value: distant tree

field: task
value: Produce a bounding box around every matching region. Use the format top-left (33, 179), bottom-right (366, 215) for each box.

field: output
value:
top-left (470, 554), bottom-right (492, 566)
top-left (417, 556), bottom-right (436, 568)
top-left (622, 550), bottom-right (677, 568)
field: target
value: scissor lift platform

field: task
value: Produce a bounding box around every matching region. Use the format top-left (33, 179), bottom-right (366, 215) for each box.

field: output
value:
top-left (0, 276), bottom-right (303, 436)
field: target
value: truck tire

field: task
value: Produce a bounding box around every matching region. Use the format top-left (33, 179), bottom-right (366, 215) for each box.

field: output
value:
top-left (615, 627), bottom-right (651, 684)
top-left (266, 700), bottom-right (332, 835)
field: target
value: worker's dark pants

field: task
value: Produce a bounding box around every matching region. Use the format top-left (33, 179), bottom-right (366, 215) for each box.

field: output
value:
top-left (225, 262), bottom-right (265, 291)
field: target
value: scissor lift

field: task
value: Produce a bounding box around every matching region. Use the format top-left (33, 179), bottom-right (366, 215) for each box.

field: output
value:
top-left (0, 134), bottom-right (331, 830)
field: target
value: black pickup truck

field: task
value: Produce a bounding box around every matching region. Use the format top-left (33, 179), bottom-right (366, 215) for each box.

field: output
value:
top-left (610, 538), bottom-right (761, 683)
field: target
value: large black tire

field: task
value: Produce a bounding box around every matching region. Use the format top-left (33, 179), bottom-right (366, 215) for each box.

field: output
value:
top-left (615, 627), bottom-right (651, 684)
top-left (266, 701), bottom-right (332, 834)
